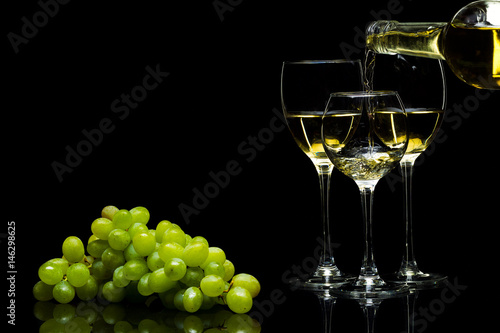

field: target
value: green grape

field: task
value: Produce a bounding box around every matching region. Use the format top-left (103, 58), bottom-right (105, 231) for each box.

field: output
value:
top-left (123, 243), bottom-right (143, 261)
top-left (66, 317), bottom-right (91, 333)
top-left (183, 287), bottom-right (203, 313)
top-left (38, 262), bottom-right (64, 285)
top-left (191, 236), bottom-right (209, 247)
top-left (148, 268), bottom-right (177, 293)
top-left (155, 220), bottom-right (173, 243)
top-left (113, 209), bottom-right (134, 230)
top-left (132, 232), bottom-right (156, 256)
top-left (33, 301), bottom-right (56, 321)
top-left (185, 234), bottom-right (193, 245)
top-left (138, 319), bottom-right (160, 333)
top-left (128, 222), bottom-right (149, 240)
top-left (102, 281), bottom-right (126, 303)
top-left (87, 239), bottom-right (109, 258)
top-left (200, 293), bottom-right (216, 310)
top-left (200, 294), bottom-right (217, 310)
top-left (183, 314), bottom-right (204, 332)
top-left (101, 247), bottom-right (126, 270)
top-left (130, 206), bottom-right (150, 224)
top-left (180, 267), bottom-right (204, 287)
top-left (114, 320), bottom-right (134, 333)
top-left (231, 274), bottom-right (261, 298)
top-left (182, 242), bottom-right (209, 267)
top-left (160, 286), bottom-right (182, 310)
top-left (137, 273), bottom-right (154, 296)
top-left (173, 289), bottom-right (186, 311)
top-left (108, 229), bottom-right (131, 251)
top-left (113, 265), bottom-right (131, 288)
top-left (91, 218), bottom-right (115, 240)
top-left (66, 262), bottom-right (90, 287)
top-left (47, 258), bottom-right (70, 276)
top-left (162, 226), bottom-right (186, 246)
top-left (53, 303), bottom-right (75, 324)
top-left (33, 281), bottom-right (54, 301)
top-left (223, 260), bottom-right (235, 282)
top-left (226, 287), bottom-right (253, 314)
top-left (62, 236), bottom-right (85, 263)
top-left (39, 318), bottom-right (65, 333)
top-left (90, 259), bottom-right (113, 280)
top-left (164, 258), bottom-right (187, 281)
top-left (204, 261), bottom-right (225, 278)
top-left (53, 280), bottom-right (75, 304)
top-left (74, 302), bottom-right (99, 325)
top-left (88, 234), bottom-right (98, 243)
top-left (123, 259), bottom-right (149, 281)
top-left (102, 303), bottom-right (126, 324)
top-left (101, 205), bottom-right (119, 220)
top-left (200, 275), bottom-right (226, 297)
top-left (158, 242), bottom-right (184, 262)
top-left (76, 275), bottom-right (98, 301)
top-left (146, 251), bottom-right (165, 271)
top-left (226, 314), bottom-right (261, 333)
top-left (200, 247), bottom-right (226, 269)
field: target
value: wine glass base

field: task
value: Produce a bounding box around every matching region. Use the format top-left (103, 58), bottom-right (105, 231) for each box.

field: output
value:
top-left (384, 271), bottom-right (447, 288)
top-left (330, 282), bottom-right (410, 299)
top-left (287, 266), bottom-right (356, 291)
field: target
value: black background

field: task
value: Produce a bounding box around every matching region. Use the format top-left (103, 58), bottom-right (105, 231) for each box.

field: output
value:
top-left (3, 0), bottom-right (497, 331)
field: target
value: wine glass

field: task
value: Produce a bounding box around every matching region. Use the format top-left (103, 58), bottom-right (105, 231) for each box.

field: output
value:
top-left (370, 54), bottom-right (448, 286)
top-left (281, 60), bottom-right (363, 287)
top-left (322, 90), bottom-right (409, 298)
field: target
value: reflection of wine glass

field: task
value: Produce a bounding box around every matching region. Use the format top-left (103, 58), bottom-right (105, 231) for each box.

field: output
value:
top-left (372, 55), bottom-right (448, 286)
top-left (322, 91), bottom-right (409, 298)
top-left (281, 60), bottom-right (363, 286)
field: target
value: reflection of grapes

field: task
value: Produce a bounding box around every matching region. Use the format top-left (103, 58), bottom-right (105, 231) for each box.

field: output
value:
top-left (34, 300), bottom-right (261, 333)
top-left (33, 205), bottom-right (260, 314)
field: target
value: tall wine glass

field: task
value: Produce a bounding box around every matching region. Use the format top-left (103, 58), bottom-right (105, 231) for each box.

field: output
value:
top-left (322, 91), bottom-right (409, 298)
top-left (370, 54), bottom-right (448, 286)
top-left (281, 60), bottom-right (363, 287)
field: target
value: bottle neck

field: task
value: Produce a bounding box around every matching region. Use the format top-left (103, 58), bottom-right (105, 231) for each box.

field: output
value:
top-left (366, 21), bottom-right (448, 60)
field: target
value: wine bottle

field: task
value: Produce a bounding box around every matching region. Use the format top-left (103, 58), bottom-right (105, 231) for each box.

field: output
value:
top-left (366, 0), bottom-right (500, 90)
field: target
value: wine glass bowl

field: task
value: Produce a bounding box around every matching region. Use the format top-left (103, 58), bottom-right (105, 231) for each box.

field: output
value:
top-left (322, 91), bottom-right (408, 186)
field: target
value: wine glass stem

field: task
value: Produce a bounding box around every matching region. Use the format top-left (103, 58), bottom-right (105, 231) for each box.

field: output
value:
top-left (363, 305), bottom-right (379, 333)
top-left (400, 160), bottom-right (421, 275)
top-left (316, 163), bottom-right (335, 270)
top-left (318, 292), bottom-right (336, 333)
top-left (358, 182), bottom-right (383, 285)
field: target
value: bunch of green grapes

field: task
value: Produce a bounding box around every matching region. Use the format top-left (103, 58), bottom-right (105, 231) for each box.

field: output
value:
top-left (33, 206), bottom-right (260, 314)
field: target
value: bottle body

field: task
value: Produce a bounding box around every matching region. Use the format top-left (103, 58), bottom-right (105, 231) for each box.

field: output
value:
top-left (365, 1), bottom-right (500, 90)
